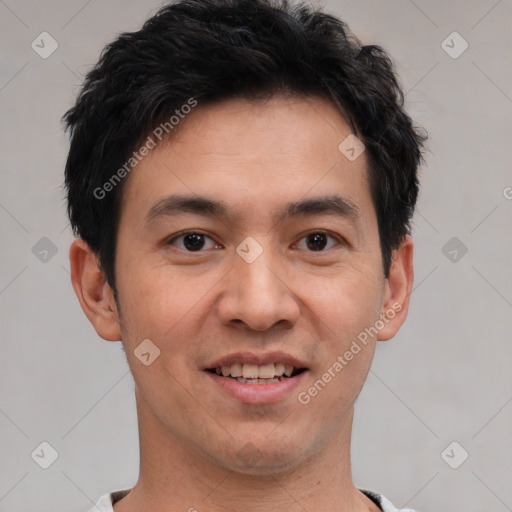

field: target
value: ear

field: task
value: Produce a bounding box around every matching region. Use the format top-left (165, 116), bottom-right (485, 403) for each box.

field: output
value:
top-left (377, 235), bottom-right (414, 341)
top-left (69, 239), bottom-right (122, 341)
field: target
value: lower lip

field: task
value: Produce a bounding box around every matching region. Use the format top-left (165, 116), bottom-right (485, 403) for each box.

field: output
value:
top-left (204, 371), bottom-right (308, 404)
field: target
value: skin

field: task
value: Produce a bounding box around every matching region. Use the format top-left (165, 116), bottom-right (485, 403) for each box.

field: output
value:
top-left (70, 95), bottom-right (413, 512)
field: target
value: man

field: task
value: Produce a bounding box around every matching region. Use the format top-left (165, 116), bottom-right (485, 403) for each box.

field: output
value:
top-left (64, 0), bottom-right (425, 510)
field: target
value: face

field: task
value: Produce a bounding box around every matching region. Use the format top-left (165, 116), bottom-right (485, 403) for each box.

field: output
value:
top-left (72, 95), bottom-right (413, 474)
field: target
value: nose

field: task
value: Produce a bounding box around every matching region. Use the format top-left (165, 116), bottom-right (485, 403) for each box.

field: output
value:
top-left (216, 249), bottom-right (300, 332)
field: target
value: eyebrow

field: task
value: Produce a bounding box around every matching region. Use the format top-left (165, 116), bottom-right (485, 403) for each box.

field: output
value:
top-left (146, 194), bottom-right (360, 224)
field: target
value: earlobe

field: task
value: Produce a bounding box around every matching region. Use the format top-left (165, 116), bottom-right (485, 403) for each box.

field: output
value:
top-left (69, 239), bottom-right (122, 341)
top-left (377, 235), bottom-right (414, 341)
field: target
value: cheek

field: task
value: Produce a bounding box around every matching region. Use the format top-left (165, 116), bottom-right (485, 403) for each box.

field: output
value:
top-left (115, 260), bottom-right (225, 377)
top-left (303, 264), bottom-right (384, 338)
top-left (115, 264), bottom-right (206, 415)
top-left (115, 259), bottom-right (188, 346)
top-left (296, 272), bottom-right (381, 427)
top-left (298, 264), bottom-right (383, 395)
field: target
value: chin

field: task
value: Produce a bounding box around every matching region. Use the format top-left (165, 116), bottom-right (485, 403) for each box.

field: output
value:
top-left (210, 434), bottom-right (313, 476)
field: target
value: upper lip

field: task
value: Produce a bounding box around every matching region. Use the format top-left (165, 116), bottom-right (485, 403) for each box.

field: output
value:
top-left (202, 351), bottom-right (309, 370)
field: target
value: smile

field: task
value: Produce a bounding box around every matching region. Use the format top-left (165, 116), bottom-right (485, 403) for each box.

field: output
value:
top-left (206, 362), bottom-right (306, 384)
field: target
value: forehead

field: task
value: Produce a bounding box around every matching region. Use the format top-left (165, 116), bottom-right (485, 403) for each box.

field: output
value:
top-left (120, 94), bottom-right (374, 226)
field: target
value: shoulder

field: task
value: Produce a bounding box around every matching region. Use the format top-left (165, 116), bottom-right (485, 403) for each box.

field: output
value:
top-left (360, 489), bottom-right (419, 512)
top-left (87, 488), bottom-right (131, 512)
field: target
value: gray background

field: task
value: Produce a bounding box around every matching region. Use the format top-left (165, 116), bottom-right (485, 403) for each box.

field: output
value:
top-left (1, 0), bottom-right (511, 511)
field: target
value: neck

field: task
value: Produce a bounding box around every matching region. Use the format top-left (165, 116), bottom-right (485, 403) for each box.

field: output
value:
top-left (114, 391), bottom-right (378, 512)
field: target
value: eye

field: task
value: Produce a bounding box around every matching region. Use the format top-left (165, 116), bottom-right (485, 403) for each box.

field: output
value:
top-left (294, 231), bottom-right (341, 252)
top-left (167, 231), bottom-right (221, 252)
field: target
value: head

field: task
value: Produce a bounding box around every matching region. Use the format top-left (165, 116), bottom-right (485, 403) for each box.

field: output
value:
top-left (65, 0), bottom-right (424, 474)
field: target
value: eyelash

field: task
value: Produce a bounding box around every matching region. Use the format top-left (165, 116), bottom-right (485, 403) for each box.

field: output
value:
top-left (167, 230), bottom-right (343, 252)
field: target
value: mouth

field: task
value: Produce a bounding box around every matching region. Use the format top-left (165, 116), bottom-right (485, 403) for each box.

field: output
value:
top-left (202, 353), bottom-right (309, 404)
top-left (205, 362), bottom-right (307, 384)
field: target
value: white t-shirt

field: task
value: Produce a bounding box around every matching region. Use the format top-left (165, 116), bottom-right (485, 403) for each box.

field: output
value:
top-left (88, 488), bottom-right (417, 511)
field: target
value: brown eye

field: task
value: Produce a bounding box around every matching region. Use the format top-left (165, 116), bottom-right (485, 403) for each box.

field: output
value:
top-left (294, 231), bottom-right (341, 252)
top-left (306, 233), bottom-right (328, 251)
top-left (168, 231), bottom-right (219, 252)
top-left (183, 233), bottom-right (205, 251)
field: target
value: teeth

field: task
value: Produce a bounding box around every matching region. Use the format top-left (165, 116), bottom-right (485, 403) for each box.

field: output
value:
top-left (242, 363), bottom-right (259, 379)
top-left (258, 363), bottom-right (275, 379)
top-left (274, 363), bottom-right (285, 375)
top-left (230, 362), bottom-right (243, 377)
top-left (213, 362), bottom-right (300, 379)
top-left (231, 377), bottom-right (281, 384)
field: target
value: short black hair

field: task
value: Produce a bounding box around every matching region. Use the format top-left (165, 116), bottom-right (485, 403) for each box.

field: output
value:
top-left (63, 0), bottom-right (425, 291)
